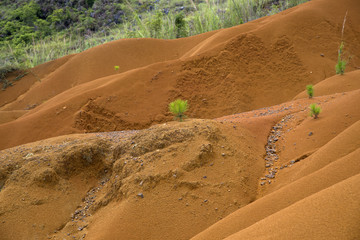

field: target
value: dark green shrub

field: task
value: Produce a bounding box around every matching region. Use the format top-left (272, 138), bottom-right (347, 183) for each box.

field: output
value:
top-left (148, 11), bottom-right (163, 38)
top-left (175, 12), bottom-right (187, 38)
top-left (34, 19), bottom-right (51, 37)
top-left (11, 1), bottom-right (40, 25)
top-left (169, 99), bottom-right (188, 122)
top-left (86, 0), bottom-right (96, 8)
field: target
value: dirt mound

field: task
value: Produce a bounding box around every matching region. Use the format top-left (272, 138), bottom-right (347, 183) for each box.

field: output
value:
top-left (1, 0), bottom-right (360, 150)
top-left (0, 120), bottom-right (264, 240)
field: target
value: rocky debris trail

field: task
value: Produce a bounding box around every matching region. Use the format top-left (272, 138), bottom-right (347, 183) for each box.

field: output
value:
top-left (257, 108), bottom-right (321, 192)
top-left (259, 114), bottom-right (298, 187)
top-left (50, 177), bottom-right (111, 240)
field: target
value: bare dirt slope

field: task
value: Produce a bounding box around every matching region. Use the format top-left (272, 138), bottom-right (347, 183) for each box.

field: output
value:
top-left (0, 120), bottom-right (265, 240)
top-left (1, 85), bottom-right (359, 239)
top-left (192, 94), bottom-right (360, 240)
top-left (0, 0), bottom-right (360, 239)
top-left (1, 0), bottom-right (360, 150)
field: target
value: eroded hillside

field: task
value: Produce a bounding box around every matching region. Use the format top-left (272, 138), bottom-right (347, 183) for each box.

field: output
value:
top-left (0, 0), bottom-right (359, 239)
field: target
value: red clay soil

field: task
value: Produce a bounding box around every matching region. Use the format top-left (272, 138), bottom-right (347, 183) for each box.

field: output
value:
top-left (1, 0), bottom-right (360, 150)
top-left (0, 0), bottom-right (360, 239)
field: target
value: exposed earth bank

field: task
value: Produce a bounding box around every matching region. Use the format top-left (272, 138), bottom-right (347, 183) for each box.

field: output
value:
top-left (0, 0), bottom-right (360, 239)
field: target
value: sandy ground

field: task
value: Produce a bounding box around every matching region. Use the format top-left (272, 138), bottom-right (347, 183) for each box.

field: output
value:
top-left (0, 0), bottom-right (360, 239)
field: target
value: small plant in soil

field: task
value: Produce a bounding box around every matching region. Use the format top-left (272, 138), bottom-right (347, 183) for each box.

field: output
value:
top-left (169, 99), bottom-right (188, 122)
top-left (335, 41), bottom-right (347, 75)
top-left (306, 84), bottom-right (314, 98)
top-left (309, 103), bottom-right (321, 119)
top-left (336, 11), bottom-right (348, 75)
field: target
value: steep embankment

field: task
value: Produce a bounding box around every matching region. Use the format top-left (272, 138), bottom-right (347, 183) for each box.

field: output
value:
top-left (0, 119), bottom-right (265, 240)
top-left (0, 0), bottom-right (360, 150)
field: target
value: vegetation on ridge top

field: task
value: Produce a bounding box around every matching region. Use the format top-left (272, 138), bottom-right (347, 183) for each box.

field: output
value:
top-left (0, 0), bottom-right (308, 87)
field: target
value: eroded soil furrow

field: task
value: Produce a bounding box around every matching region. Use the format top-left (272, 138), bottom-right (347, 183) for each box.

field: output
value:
top-left (258, 114), bottom-right (300, 189)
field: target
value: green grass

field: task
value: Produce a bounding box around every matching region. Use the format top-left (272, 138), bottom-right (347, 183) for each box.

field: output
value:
top-left (0, 0), bottom-right (309, 75)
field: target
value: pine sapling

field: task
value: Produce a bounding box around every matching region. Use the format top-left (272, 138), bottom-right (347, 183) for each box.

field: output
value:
top-left (306, 84), bottom-right (314, 98)
top-left (335, 42), bottom-right (347, 75)
top-left (309, 103), bottom-right (321, 119)
top-left (169, 99), bottom-right (188, 122)
top-left (336, 11), bottom-right (348, 75)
